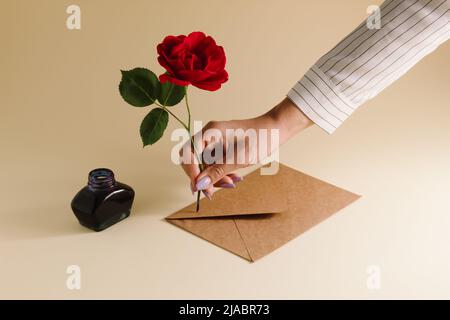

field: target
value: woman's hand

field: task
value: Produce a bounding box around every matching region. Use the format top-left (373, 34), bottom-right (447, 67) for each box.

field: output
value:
top-left (180, 98), bottom-right (313, 199)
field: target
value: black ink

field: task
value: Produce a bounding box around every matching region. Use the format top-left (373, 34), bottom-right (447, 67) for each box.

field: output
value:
top-left (71, 168), bottom-right (134, 231)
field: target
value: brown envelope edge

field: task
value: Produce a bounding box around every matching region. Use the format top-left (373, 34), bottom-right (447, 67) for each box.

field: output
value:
top-left (165, 162), bottom-right (361, 262)
top-left (166, 164), bottom-right (289, 220)
top-left (166, 217), bottom-right (256, 261)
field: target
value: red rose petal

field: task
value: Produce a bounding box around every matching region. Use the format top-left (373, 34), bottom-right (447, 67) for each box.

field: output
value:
top-left (157, 32), bottom-right (227, 91)
top-left (159, 73), bottom-right (190, 87)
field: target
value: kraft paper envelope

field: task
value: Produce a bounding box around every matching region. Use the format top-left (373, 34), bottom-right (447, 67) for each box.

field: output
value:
top-left (166, 163), bottom-right (360, 262)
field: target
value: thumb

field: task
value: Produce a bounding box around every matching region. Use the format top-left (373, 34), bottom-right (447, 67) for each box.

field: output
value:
top-left (194, 164), bottom-right (234, 191)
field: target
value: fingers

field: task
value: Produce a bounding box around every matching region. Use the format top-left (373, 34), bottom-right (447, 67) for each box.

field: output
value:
top-left (181, 163), bottom-right (200, 195)
top-left (214, 175), bottom-right (235, 188)
top-left (202, 184), bottom-right (214, 200)
top-left (213, 173), bottom-right (244, 187)
top-left (203, 173), bottom-right (243, 200)
top-left (194, 163), bottom-right (235, 192)
top-left (180, 122), bottom-right (244, 199)
top-left (227, 173), bottom-right (243, 184)
top-left (184, 161), bottom-right (243, 199)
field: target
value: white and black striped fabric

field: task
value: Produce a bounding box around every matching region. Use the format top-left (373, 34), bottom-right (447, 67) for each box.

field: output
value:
top-left (287, 0), bottom-right (450, 134)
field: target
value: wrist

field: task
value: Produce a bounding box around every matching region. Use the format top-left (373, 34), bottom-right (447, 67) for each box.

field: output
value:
top-left (263, 98), bottom-right (313, 143)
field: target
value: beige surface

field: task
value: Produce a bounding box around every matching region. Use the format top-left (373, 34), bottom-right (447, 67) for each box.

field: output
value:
top-left (1, 0), bottom-right (450, 299)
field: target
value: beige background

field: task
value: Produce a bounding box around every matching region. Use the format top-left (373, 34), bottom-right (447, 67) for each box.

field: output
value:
top-left (1, 0), bottom-right (450, 299)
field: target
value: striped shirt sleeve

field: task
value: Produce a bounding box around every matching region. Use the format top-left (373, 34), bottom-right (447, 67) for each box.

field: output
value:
top-left (287, 0), bottom-right (450, 134)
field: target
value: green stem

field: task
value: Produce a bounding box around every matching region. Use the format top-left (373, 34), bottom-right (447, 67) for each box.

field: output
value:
top-left (162, 105), bottom-right (188, 131)
top-left (185, 87), bottom-right (192, 131)
top-left (136, 82), bottom-right (184, 128)
top-left (160, 85), bottom-right (203, 211)
top-left (159, 86), bottom-right (201, 166)
top-left (184, 88), bottom-right (203, 212)
top-left (184, 87), bottom-right (203, 169)
top-left (163, 83), bottom-right (175, 106)
top-left (134, 82), bottom-right (165, 109)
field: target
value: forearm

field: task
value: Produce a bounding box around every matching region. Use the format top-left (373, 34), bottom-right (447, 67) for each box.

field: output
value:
top-left (288, 0), bottom-right (450, 134)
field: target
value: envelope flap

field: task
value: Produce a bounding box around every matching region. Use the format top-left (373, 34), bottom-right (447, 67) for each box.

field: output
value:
top-left (166, 166), bottom-right (287, 219)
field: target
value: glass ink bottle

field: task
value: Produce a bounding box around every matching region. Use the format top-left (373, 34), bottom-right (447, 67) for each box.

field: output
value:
top-left (71, 168), bottom-right (135, 231)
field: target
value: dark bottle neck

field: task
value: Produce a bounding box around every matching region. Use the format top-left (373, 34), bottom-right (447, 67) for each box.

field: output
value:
top-left (88, 168), bottom-right (116, 191)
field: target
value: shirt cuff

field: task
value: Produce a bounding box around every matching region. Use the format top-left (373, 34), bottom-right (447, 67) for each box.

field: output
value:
top-left (287, 65), bottom-right (357, 134)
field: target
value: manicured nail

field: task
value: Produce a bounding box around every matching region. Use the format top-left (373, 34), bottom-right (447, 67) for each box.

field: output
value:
top-left (218, 183), bottom-right (235, 189)
top-left (231, 176), bottom-right (243, 183)
top-left (202, 190), bottom-right (212, 200)
top-left (196, 176), bottom-right (211, 191)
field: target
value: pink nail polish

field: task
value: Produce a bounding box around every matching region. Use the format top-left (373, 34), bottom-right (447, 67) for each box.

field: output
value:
top-left (196, 176), bottom-right (212, 191)
top-left (231, 176), bottom-right (243, 183)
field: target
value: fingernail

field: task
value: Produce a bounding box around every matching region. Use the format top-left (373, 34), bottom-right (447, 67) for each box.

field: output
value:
top-left (196, 176), bottom-right (211, 191)
top-left (218, 183), bottom-right (235, 189)
top-left (231, 176), bottom-right (243, 183)
top-left (190, 184), bottom-right (195, 195)
top-left (202, 190), bottom-right (212, 200)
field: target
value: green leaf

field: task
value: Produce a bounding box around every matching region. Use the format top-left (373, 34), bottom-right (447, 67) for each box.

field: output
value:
top-left (140, 108), bottom-right (169, 147)
top-left (157, 81), bottom-right (186, 106)
top-left (119, 68), bottom-right (160, 107)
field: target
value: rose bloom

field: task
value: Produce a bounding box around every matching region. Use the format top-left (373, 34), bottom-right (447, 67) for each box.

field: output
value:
top-left (157, 31), bottom-right (228, 91)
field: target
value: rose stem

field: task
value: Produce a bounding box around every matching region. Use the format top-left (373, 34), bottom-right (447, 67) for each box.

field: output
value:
top-left (184, 88), bottom-right (204, 212)
top-left (153, 85), bottom-right (203, 212)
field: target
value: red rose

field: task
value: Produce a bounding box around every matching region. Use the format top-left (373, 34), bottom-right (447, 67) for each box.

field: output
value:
top-left (157, 31), bottom-right (228, 91)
